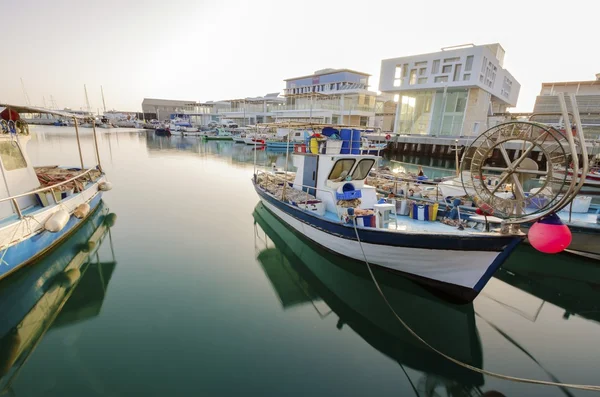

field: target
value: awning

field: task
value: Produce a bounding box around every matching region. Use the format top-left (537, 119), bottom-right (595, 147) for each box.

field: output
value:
top-left (0, 104), bottom-right (86, 119)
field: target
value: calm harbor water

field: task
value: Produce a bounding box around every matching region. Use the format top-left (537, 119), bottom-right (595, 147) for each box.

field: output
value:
top-left (1, 126), bottom-right (600, 396)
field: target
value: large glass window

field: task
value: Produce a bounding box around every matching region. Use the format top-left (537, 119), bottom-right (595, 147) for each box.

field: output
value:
top-left (431, 90), bottom-right (468, 136)
top-left (395, 91), bottom-right (434, 135)
top-left (442, 65), bottom-right (452, 74)
top-left (432, 60), bottom-right (440, 74)
top-left (0, 141), bottom-right (27, 171)
top-left (328, 159), bottom-right (356, 181)
top-left (352, 159), bottom-right (375, 180)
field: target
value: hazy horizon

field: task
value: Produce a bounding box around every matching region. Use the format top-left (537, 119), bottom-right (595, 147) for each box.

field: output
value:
top-left (1, 0), bottom-right (598, 113)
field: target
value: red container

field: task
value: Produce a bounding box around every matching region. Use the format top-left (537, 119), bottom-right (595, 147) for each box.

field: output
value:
top-left (295, 144), bottom-right (307, 153)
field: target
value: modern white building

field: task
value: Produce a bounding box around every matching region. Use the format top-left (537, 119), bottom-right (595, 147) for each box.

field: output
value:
top-left (272, 68), bottom-right (377, 126)
top-left (532, 74), bottom-right (600, 139)
top-left (208, 93), bottom-right (286, 126)
top-left (379, 43), bottom-right (520, 137)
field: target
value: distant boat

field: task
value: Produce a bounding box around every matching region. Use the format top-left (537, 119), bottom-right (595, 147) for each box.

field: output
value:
top-left (204, 128), bottom-right (233, 141)
top-left (155, 126), bottom-right (171, 137)
top-left (53, 118), bottom-right (68, 126)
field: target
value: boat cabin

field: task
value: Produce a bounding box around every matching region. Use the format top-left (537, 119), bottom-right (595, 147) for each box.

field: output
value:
top-left (292, 152), bottom-right (379, 214)
top-left (0, 133), bottom-right (40, 218)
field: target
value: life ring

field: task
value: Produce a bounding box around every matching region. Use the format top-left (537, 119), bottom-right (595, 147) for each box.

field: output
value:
top-left (385, 134), bottom-right (391, 141)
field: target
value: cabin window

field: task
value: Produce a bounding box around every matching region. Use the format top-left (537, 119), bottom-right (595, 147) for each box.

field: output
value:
top-left (328, 159), bottom-right (356, 181)
top-left (351, 159), bottom-right (375, 180)
top-left (0, 141), bottom-right (27, 171)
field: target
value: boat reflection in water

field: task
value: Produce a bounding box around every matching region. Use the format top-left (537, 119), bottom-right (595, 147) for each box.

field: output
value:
top-left (492, 244), bottom-right (600, 324)
top-left (252, 202), bottom-right (485, 396)
top-left (0, 201), bottom-right (117, 393)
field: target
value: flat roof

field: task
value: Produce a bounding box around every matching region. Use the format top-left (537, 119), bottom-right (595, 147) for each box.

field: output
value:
top-left (285, 68), bottom-right (370, 81)
top-left (381, 43), bottom-right (500, 62)
top-left (542, 80), bottom-right (600, 86)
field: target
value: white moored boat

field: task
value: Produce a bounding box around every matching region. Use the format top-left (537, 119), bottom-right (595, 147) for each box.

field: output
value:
top-left (252, 123), bottom-right (527, 303)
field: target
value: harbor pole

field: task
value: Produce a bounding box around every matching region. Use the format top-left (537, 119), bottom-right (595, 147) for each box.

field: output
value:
top-left (73, 118), bottom-right (85, 170)
top-left (91, 119), bottom-right (103, 172)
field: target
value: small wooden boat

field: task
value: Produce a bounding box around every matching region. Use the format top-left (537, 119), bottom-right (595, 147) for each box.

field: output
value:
top-left (0, 104), bottom-right (112, 282)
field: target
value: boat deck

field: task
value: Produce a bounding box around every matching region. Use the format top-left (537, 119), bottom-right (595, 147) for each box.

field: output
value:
top-left (558, 211), bottom-right (600, 229)
top-left (321, 210), bottom-right (494, 236)
top-left (0, 166), bottom-right (101, 230)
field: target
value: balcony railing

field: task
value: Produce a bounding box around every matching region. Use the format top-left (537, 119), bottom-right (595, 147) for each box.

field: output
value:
top-left (182, 103), bottom-right (377, 115)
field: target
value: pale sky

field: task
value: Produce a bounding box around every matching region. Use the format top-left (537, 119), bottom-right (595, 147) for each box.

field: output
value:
top-left (1, 0), bottom-right (598, 113)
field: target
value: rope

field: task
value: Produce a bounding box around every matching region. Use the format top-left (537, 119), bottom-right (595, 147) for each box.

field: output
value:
top-left (0, 219), bottom-right (26, 267)
top-left (349, 217), bottom-right (600, 392)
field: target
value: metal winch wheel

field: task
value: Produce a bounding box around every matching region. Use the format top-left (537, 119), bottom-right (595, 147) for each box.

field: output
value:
top-left (460, 121), bottom-right (574, 223)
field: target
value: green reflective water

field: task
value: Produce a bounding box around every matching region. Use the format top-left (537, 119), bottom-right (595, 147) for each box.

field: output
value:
top-left (1, 127), bottom-right (600, 397)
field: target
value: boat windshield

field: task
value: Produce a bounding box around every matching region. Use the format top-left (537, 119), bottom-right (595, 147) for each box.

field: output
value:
top-left (328, 159), bottom-right (356, 181)
top-left (0, 141), bottom-right (27, 170)
top-left (351, 159), bottom-right (375, 180)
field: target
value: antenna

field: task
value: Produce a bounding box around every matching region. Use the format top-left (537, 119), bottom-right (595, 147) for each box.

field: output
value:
top-left (20, 78), bottom-right (31, 106)
top-left (101, 85), bottom-right (107, 114)
top-left (49, 95), bottom-right (57, 110)
top-left (84, 84), bottom-right (91, 116)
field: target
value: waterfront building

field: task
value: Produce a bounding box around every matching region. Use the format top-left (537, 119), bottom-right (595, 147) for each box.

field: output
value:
top-left (141, 98), bottom-right (196, 120)
top-left (532, 74), bottom-right (600, 139)
top-left (379, 43), bottom-right (520, 137)
top-left (208, 93), bottom-right (285, 126)
top-left (273, 68), bottom-right (377, 126)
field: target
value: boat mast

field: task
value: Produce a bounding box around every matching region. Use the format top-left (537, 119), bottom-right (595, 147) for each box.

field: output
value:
top-left (20, 78), bottom-right (31, 106)
top-left (84, 84), bottom-right (91, 117)
top-left (101, 85), bottom-right (107, 114)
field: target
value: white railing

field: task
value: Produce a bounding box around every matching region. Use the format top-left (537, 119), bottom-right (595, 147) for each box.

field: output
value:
top-left (1, 168), bottom-right (101, 218)
top-left (255, 170), bottom-right (342, 220)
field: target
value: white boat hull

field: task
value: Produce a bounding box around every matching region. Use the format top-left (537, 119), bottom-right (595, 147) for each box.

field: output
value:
top-left (260, 198), bottom-right (501, 290)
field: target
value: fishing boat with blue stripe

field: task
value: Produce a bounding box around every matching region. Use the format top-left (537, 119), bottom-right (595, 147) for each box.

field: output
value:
top-left (0, 104), bottom-right (112, 282)
top-left (251, 101), bottom-right (589, 302)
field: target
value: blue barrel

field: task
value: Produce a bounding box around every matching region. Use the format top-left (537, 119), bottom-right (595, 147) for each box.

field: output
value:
top-left (351, 129), bottom-right (361, 154)
top-left (340, 128), bottom-right (352, 154)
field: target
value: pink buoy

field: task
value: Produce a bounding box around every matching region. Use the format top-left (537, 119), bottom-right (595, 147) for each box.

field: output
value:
top-left (528, 213), bottom-right (572, 254)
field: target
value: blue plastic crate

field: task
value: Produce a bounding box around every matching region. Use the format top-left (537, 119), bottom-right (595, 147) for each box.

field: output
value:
top-left (336, 190), bottom-right (362, 200)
